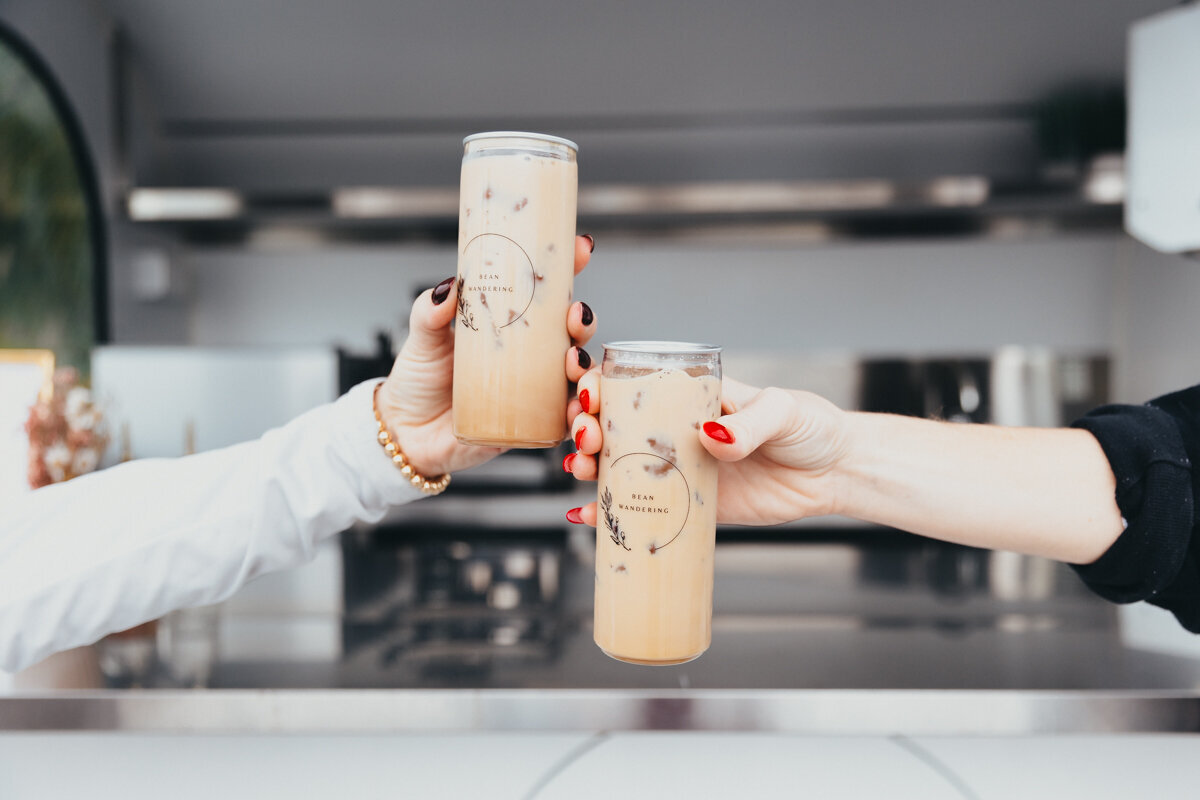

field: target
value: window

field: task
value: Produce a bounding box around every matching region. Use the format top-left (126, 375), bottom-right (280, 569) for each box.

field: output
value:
top-left (0, 22), bottom-right (107, 377)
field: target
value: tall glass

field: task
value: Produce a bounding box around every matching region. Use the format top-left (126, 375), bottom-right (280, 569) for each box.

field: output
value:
top-left (594, 341), bottom-right (722, 665)
top-left (452, 131), bottom-right (579, 448)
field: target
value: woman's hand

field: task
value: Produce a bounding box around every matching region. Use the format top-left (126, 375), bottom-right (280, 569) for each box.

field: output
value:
top-left (567, 372), bottom-right (1126, 565)
top-left (565, 375), bottom-right (853, 526)
top-left (377, 234), bottom-right (597, 478)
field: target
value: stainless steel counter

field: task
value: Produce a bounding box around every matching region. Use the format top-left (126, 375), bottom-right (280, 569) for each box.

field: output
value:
top-left (6, 508), bottom-right (1200, 735)
top-left (4, 689), bottom-right (1200, 734)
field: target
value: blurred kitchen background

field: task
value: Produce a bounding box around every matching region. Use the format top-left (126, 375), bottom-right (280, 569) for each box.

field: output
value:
top-left (3, 0), bottom-right (1200, 695)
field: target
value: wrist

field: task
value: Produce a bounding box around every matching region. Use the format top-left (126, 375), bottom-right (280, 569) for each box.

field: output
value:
top-left (375, 379), bottom-right (444, 478)
top-left (827, 411), bottom-right (911, 522)
top-left (826, 411), bottom-right (869, 519)
top-left (386, 421), bottom-right (441, 479)
top-left (372, 384), bottom-right (450, 495)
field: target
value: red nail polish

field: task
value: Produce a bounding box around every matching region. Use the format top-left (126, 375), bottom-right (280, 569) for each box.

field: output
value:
top-left (579, 389), bottom-right (590, 413)
top-left (566, 507), bottom-right (584, 524)
top-left (703, 421), bottom-right (734, 444)
top-left (575, 426), bottom-right (586, 449)
top-left (562, 453), bottom-right (576, 473)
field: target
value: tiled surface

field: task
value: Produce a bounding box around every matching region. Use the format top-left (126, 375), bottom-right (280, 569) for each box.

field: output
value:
top-left (913, 734), bottom-right (1200, 799)
top-left (537, 733), bottom-right (964, 799)
top-left (0, 733), bottom-right (592, 800)
top-left (4, 731), bottom-right (1199, 798)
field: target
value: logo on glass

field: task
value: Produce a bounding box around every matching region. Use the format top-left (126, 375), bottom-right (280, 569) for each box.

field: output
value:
top-left (458, 232), bottom-right (537, 332)
top-left (602, 451), bottom-right (692, 554)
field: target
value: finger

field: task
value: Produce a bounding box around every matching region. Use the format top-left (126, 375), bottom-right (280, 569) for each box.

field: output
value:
top-left (566, 396), bottom-right (583, 424)
top-left (403, 276), bottom-right (457, 357)
top-left (566, 345), bottom-right (594, 384)
top-left (575, 369), bottom-right (600, 415)
top-left (565, 451), bottom-right (598, 481)
top-left (574, 234), bottom-right (594, 275)
top-left (567, 301), bottom-right (596, 347)
top-left (699, 386), bottom-right (798, 462)
top-left (567, 502), bottom-right (598, 527)
top-left (570, 411), bottom-right (601, 454)
top-left (721, 375), bottom-right (762, 414)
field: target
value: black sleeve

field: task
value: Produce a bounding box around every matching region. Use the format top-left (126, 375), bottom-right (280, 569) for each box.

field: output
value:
top-left (1070, 385), bottom-right (1200, 631)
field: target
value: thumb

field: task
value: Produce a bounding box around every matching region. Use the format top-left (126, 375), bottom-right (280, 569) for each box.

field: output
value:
top-left (720, 376), bottom-right (762, 413)
top-left (700, 386), bottom-right (798, 462)
top-left (402, 277), bottom-right (457, 359)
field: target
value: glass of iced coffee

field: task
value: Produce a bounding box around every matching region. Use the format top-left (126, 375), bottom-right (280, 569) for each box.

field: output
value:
top-left (594, 341), bottom-right (722, 665)
top-left (452, 131), bottom-right (579, 448)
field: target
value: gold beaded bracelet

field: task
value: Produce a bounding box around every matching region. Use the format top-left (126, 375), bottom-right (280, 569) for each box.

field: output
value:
top-left (372, 385), bottom-right (451, 495)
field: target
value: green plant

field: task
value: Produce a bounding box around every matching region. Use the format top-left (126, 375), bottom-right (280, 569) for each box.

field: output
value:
top-left (0, 42), bottom-right (95, 377)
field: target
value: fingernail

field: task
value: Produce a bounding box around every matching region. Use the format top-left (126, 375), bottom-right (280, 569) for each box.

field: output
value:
top-left (579, 302), bottom-right (594, 327)
top-left (579, 388), bottom-right (591, 412)
top-left (574, 426), bottom-right (586, 450)
top-left (703, 421), bottom-right (734, 444)
top-left (566, 507), bottom-right (584, 524)
top-left (582, 234), bottom-right (595, 253)
top-left (562, 453), bottom-right (576, 473)
top-left (576, 347), bottom-right (592, 370)
top-left (431, 277), bottom-right (455, 305)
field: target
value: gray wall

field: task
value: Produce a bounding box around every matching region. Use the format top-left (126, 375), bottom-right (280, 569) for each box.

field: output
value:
top-left (1117, 242), bottom-right (1200, 402)
top-left (179, 231), bottom-right (1200, 404)
top-left (182, 235), bottom-right (1120, 355)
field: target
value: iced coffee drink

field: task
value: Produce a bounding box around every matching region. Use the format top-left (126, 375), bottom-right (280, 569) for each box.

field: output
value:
top-left (594, 342), bottom-right (722, 665)
top-left (452, 132), bottom-right (578, 448)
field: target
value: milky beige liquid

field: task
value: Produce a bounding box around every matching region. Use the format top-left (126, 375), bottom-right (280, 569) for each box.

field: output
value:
top-left (452, 136), bottom-right (578, 447)
top-left (595, 368), bottom-right (721, 665)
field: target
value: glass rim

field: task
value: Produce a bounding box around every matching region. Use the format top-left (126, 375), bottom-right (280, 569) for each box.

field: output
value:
top-left (462, 131), bottom-right (578, 152)
top-left (603, 341), bottom-right (722, 355)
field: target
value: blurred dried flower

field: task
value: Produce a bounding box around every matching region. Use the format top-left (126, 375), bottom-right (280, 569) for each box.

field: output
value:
top-left (43, 442), bottom-right (72, 483)
top-left (25, 367), bottom-right (109, 489)
top-left (71, 446), bottom-right (100, 476)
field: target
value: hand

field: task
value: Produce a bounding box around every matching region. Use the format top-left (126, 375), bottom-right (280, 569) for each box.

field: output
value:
top-left (377, 234), bottom-right (597, 477)
top-left (565, 375), bottom-right (852, 526)
top-left (567, 371), bottom-right (1128, 566)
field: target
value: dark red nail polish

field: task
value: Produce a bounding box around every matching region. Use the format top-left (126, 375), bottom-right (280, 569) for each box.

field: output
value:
top-left (562, 453), bottom-right (576, 473)
top-left (576, 347), bottom-right (592, 370)
top-left (579, 302), bottom-right (594, 327)
top-left (582, 234), bottom-right (595, 253)
top-left (575, 427), bottom-right (586, 449)
top-left (431, 277), bottom-right (455, 305)
top-left (579, 388), bottom-right (590, 412)
top-left (703, 421), bottom-right (734, 444)
top-left (566, 507), bottom-right (584, 524)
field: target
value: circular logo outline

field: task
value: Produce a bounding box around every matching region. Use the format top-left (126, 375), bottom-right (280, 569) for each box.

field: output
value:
top-left (607, 451), bottom-right (692, 552)
top-left (460, 232), bottom-right (537, 329)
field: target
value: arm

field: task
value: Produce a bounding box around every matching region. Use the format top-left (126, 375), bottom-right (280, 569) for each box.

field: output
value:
top-left (568, 376), bottom-right (1123, 562)
top-left (1, 235), bottom-right (597, 672)
top-left (834, 412), bottom-right (1123, 564)
top-left (0, 380), bottom-right (417, 672)
top-left (837, 392), bottom-right (1200, 629)
top-left (567, 376), bottom-right (1200, 630)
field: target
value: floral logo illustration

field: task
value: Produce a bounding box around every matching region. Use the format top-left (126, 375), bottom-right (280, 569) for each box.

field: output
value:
top-left (455, 276), bottom-right (478, 331)
top-left (601, 486), bottom-right (631, 551)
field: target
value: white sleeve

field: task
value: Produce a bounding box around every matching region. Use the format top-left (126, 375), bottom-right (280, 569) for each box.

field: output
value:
top-left (0, 379), bottom-right (423, 672)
